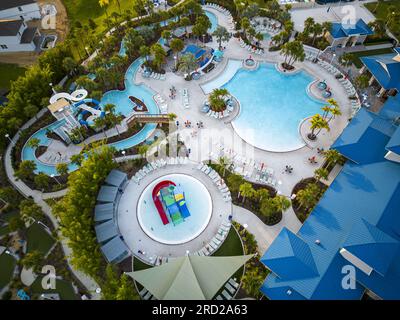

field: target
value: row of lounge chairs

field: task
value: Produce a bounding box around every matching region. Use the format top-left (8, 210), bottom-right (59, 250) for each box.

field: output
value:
top-left (154, 94), bottom-right (168, 113)
top-left (132, 159), bottom-right (167, 184)
top-left (138, 67), bottom-right (166, 80)
top-left (181, 88), bottom-right (190, 109)
top-left (43, 153), bottom-right (68, 164)
top-left (215, 278), bottom-right (240, 300)
top-left (139, 288), bottom-right (157, 300)
top-left (206, 108), bottom-right (232, 119)
top-left (193, 220), bottom-right (232, 256)
top-left (212, 142), bottom-right (278, 187)
top-left (239, 38), bottom-right (264, 55)
top-left (206, 3), bottom-right (231, 16)
top-left (197, 162), bottom-right (232, 203)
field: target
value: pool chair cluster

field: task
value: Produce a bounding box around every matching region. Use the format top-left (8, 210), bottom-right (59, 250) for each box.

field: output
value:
top-left (215, 278), bottom-right (240, 300)
top-left (94, 170), bottom-right (131, 264)
top-left (132, 158), bottom-right (168, 184)
top-left (154, 94), bottom-right (168, 113)
top-left (181, 88), bottom-right (190, 109)
top-left (192, 220), bottom-right (232, 257)
top-left (252, 17), bottom-right (282, 34)
top-left (197, 162), bottom-right (231, 203)
top-left (203, 98), bottom-right (235, 119)
top-left (239, 38), bottom-right (264, 55)
top-left (211, 142), bottom-right (278, 187)
top-left (139, 67), bottom-right (166, 81)
top-left (204, 3), bottom-right (235, 32)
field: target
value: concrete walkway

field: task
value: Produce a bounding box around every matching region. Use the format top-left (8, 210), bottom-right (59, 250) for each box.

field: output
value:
top-left (232, 205), bottom-right (302, 255)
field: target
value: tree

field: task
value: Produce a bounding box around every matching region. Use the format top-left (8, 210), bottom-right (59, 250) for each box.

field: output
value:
top-left (170, 38), bottom-right (184, 69)
top-left (241, 267), bottom-right (264, 299)
top-left (256, 188), bottom-right (270, 202)
top-left (355, 74), bottom-right (370, 90)
top-left (27, 137), bottom-right (40, 149)
top-left (227, 174), bottom-right (245, 193)
top-left (209, 88), bottom-right (229, 112)
top-left (218, 156), bottom-right (231, 177)
top-left (21, 251), bottom-right (45, 273)
top-left (56, 163), bottom-right (69, 176)
top-left (239, 182), bottom-right (255, 203)
top-left (34, 172), bottom-right (50, 191)
top-left (8, 215), bottom-right (25, 232)
top-left (24, 104), bottom-right (39, 119)
top-left (161, 29), bottom-right (172, 46)
top-left (280, 40), bottom-right (305, 68)
top-left (116, 274), bottom-right (138, 300)
top-left (314, 167), bottom-right (329, 183)
top-left (150, 43), bottom-right (166, 71)
top-left (192, 15), bottom-right (211, 44)
top-left (63, 57), bottom-right (79, 76)
top-left (178, 53), bottom-right (198, 76)
top-left (99, 0), bottom-right (111, 29)
top-left (15, 160), bottom-right (36, 181)
top-left (323, 149), bottom-right (341, 168)
top-left (368, 18), bottom-right (386, 38)
top-left (339, 52), bottom-right (354, 67)
top-left (296, 182), bottom-right (321, 212)
top-left (104, 104), bottom-right (123, 136)
top-left (273, 195), bottom-right (291, 213)
top-left (0, 187), bottom-right (20, 205)
top-left (308, 114), bottom-right (329, 140)
top-left (213, 26), bottom-right (231, 50)
top-left (53, 143), bottom-right (116, 277)
top-left (70, 154), bottom-right (84, 166)
top-left (101, 264), bottom-right (120, 299)
top-left (20, 199), bottom-right (45, 222)
top-left (139, 45), bottom-right (150, 63)
top-left (180, 17), bottom-right (191, 37)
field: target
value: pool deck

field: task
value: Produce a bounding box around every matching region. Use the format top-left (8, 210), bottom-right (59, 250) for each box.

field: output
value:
top-left (117, 162), bottom-right (231, 263)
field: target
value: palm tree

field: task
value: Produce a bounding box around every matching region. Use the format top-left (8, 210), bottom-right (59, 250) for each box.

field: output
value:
top-left (308, 114), bottom-right (330, 140)
top-left (314, 167), bottom-right (329, 183)
top-left (161, 30), bottom-right (172, 46)
top-left (213, 26), bottom-right (231, 50)
top-left (178, 53), bottom-right (198, 76)
top-left (256, 188), bottom-right (270, 202)
top-left (281, 40), bottom-right (305, 68)
top-left (323, 149), bottom-right (341, 168)
top-left (170, 38), bottom-right (184, 69)
top-left (272, 195), bottom-right (291, 213)
top-left (328, 106), bottom-right (342, 122)
top-left (239, 182), bottom-right (255, 204)
top-left (296, 182), bottom-right (321, 212)
top-left (241, 268), bottom-right (264, 299)
top-left (218, 156), bottom-right (231, 177)
top-left (99, 0), bottom-right (111, 27)
top-left (209, 88), bottom-right (229, 112)
top-left (27, 138), bottom-right (40, 149)
top-left (139, 45), bottom-right (150, 63)
top-left (180, 17), bottom-right (191, 38)
top-left (311, 23), bottom-right (323, 45)
top-left (56, 163), bottom-right (69, 176)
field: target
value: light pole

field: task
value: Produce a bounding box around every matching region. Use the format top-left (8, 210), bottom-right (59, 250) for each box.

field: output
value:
top-left (122, 150), bottom-right (126, 160)
top-left (4, 133), bottom-right (12, 144)
top-left (50, 174), bottom-right (61, 185)
top-left (330, 53), bottom-right (336, 65)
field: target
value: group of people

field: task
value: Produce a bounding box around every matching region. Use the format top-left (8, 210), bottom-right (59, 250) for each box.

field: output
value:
top-left (169, 86), bottom-right (177, 99)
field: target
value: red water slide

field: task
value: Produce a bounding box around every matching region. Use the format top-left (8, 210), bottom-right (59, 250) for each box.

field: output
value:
top-left (152, 180), bottom-right (176, 225)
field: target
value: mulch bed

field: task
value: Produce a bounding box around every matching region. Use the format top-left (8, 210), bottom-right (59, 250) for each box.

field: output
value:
top-left (291, 177), bottom-right (327, 223)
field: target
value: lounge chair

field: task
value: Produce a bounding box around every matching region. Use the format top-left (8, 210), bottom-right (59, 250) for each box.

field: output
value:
top-left (229, 278), bottom-right (240, 289)
top-left (221, 290), bottom-right (232, 300)
top-left (225, 282), bottom-right (236, 295)
top-left (216, 295), bottom-right (223, 300)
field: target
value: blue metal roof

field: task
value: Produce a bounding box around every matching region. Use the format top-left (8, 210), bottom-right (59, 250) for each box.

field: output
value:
top-left (182, 44), bottom-right (206, 60)
top-left (330, 19), bottom-right (374, 39)
top-left (378, 95), bottom-right (400, 121)
top-left (361, 51), bottom-right (400, 91)
top-left (332, 108), bottom-right (396, 164)
top-left (386, 126), bottom-right (400, 154)
top-left (261, 98), bottom-right (400, 300)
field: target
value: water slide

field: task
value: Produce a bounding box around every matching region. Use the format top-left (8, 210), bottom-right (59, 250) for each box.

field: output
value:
top-left (152, 180), bottom-right (176, 225)
top-left (49, 89), bottom-right (88, 104)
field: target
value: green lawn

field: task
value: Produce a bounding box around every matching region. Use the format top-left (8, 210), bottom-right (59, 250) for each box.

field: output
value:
top-left (63, 0), bottom-right (138, 34)
top-left (26, 223), bottom-right (55, 255)
top-left (365, 1), bottom-right (400, 39)
top-left (0, 252), bottom-right (16, 289)
top-left (0, 63), bottom-right (26, 91)
top-left (213, 227), bottom-right (244, 257)
top-left (351, 48), bottom-right (395, 68)
top-left (30, 276), bottom-right (78, 300)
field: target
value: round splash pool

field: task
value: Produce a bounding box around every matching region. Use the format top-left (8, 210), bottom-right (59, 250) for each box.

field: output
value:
top-left (137, 174), bottom-right (212, 245)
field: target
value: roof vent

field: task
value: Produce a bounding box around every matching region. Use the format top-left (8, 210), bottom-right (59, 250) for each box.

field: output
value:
top-left (315, 239), bottom-right (321, 245)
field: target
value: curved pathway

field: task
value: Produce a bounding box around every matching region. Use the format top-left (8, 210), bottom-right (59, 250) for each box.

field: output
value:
top-left (232, 205), bottom-right (302, 255)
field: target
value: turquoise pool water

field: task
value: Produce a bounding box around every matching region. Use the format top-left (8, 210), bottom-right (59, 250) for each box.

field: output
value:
top-left (137, 174), bottom-right (212, 245)
top-left (224, 63), bottom-right (324, 152)
top-left (205, 10), bottom-right (218, 33)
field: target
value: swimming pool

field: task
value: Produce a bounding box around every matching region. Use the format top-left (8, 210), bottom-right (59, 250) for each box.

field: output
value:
top-left (137, 174), bottom-right (213, 245)
top-left (22, 58), bottom-right (158, 175)
top-left (209, 61), bottom-right (325, 152)
top-left (205, 10), bottom-right (218, 33)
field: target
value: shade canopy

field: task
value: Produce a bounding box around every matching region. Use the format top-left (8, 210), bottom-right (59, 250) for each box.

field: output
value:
top-left (127, 254), bottom-right (254, 300)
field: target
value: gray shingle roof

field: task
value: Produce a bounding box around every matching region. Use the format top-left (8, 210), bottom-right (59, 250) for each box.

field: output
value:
top-left (105, 169), bottom-right (127, 187)
top-left (100, 236), bottom-right (130, 263)
top-left (95, 220), bottom-right (118, 243)
top-left (0, 19), bottom-right (23, 36)
top-left (20, 26), bottom-right (36, 43)
top-left (94, 203), bottom-right (114, 222)
top-left (97, 185), bottom-right (119, 203)
top-left (0, 0), bottom-right (36, 11)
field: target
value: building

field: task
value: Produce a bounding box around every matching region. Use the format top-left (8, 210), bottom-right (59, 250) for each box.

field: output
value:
top-left (260, 96), bottom-right (400, 300)
top-left (0, 18), bottom-right (40, 52)
top-left (0, 0), bottom-right (41, 21)
top-left (360, 48), bottom-right (400, 97)
top-left (326, 19), bottom-right (374, 49)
